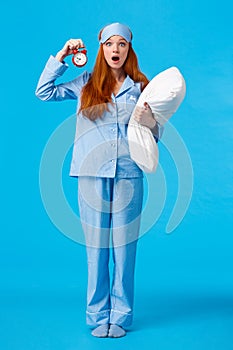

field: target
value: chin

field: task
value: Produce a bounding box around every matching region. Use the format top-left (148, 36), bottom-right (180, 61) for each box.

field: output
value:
top-left (109, 63), bottom-right (124, 69)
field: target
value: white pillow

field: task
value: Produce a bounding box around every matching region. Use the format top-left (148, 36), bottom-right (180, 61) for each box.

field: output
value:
top-left (128, 66), bottom-right (186, 173)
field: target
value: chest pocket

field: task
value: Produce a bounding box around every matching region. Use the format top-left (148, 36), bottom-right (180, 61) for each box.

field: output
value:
top-left (116, 85), bottom-right (141, 122)
top-left (124, 93), bottom-right (138, 114)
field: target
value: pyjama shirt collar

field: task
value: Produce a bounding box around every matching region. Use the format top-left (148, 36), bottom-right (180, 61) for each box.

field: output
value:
top-left (112, 75), bottom-right (139, 99)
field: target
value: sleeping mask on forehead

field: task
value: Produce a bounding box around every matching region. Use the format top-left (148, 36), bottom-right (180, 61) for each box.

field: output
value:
top-left (99, 22), bottom-right (132, 43)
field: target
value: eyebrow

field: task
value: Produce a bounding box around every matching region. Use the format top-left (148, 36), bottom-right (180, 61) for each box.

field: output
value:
top-left (106, 37), bottom-right (127, 43)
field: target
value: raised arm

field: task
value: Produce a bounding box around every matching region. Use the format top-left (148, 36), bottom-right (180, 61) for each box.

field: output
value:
top-left (35, 38), bottom-right (88, 102)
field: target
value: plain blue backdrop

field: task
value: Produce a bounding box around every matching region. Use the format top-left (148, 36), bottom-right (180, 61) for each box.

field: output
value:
top-left (0, 0), bottom-right (232, 349)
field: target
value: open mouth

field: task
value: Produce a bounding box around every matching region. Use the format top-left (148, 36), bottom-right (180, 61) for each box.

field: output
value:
top-left (112, 56), bottom-right (120, 62)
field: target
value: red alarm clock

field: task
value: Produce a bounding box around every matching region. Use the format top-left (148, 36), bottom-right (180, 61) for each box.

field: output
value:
top-left (72, 48), bottom-right (88, 67)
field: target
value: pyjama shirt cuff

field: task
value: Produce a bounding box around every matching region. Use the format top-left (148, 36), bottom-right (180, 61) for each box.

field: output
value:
top-left (151, 119), bottom-right (164, 143)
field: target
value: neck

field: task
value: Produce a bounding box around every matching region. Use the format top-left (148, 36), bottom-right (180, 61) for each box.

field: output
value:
top-left (111, 68), bottom-right (126, 82)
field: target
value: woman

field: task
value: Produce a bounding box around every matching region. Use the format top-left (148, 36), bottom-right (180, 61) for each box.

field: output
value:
top-left (36, 22), bottom-right (160, 338)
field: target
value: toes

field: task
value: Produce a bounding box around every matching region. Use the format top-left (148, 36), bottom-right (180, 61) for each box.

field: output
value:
top-left (91, 324), bottom-right (109, 338)
top-left (108, 324), bottom-right (126, 338)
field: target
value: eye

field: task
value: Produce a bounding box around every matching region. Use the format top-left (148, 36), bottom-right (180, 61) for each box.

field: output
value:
top-left (119, 42), bottom-right (126, 47)
top-left (105, 42), bottom-right (112, 47)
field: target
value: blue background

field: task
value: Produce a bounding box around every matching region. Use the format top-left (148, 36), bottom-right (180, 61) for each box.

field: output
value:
top-left (1, 0), bottom-right (232, 349)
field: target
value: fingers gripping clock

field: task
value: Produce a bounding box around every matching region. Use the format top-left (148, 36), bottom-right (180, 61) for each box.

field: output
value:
top-left (72, 48), bottom-right (88, 67)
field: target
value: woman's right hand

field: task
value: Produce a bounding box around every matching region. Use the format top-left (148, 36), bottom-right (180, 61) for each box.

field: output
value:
top-left (55, 38), bottom-right (85, 62)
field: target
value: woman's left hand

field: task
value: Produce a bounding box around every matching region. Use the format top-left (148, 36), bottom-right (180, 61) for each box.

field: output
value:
top-left (133, 102), bottom-right (156, 129)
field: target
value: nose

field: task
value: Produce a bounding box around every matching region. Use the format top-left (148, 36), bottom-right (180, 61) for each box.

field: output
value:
top-left (112, 43), bottom-right (119, 52)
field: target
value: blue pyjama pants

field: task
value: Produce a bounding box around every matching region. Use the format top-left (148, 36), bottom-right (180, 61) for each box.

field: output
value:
top-left (78, 176), bottom-right (143, 328)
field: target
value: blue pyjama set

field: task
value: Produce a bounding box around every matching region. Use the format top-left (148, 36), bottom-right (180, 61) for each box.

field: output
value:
top-left (35, 55), bottom-right (161, 329)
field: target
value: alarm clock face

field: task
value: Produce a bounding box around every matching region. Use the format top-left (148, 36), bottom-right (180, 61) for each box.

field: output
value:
top-left (72, 52), bottom-right (87, 67)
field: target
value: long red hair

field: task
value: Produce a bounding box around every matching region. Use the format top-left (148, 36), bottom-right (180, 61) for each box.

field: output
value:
top-left (79, 36), bottom-right (149, 120)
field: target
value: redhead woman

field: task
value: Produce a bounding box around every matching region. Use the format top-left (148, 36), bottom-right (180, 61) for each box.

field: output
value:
top-left (36, 22), bottom-right (161, 338)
